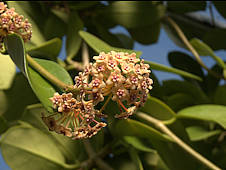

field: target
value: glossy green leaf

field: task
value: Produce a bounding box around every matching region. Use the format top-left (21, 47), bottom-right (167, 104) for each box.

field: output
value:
top-left (168, 51), bottom-right (204, 79)
top-left (0, 54), bottom-right (16, 90)
top-left (186, 126), bottom-right (222, 141)
top-left (178, 105), bottom-right (226, 129)
top-left (5, 34), bottom-right (73, 112)
top-left (164, 93), bottom-right (195, 112)
top-left (161, 80), bottom-right (210, 104)
top-left (7, 1), bottom-right (45, 45)
top-left (66, 11), bottom-right (83, 59)
top-left (44, 12), bottom-right (67, 40)
top-left (21, 104), bottom-right (82, 161)
top-left (106, 1), bottom-right (166, 28)
top-left (140, 95), bottom-right (176, 120)
top-left (214, 85), bottom-right (226, 105)
top-left (51, 9), bottom-right (69, 23)
top-left (203, 28), bottom-right (226, 50)
top-left (0, 116), bottom-right (8, 134)
top-left (128, 21), bottom-right (160, 45)
top-left (167, 1), bottom-right (206, 14)
top-left (79, 31), bottom-right (142, 57)
top-left (115, 119), bottom-right (172, 142)
top-left (0, 125), bottom-right (79, 170)
top-left (144, 60), bottom-right (203, 81)
top-left (128, 148), bottom-right (144, 170)
top-left (27, 58), bottom-right (73, 112)
top-left (190, 38), bottom-right (226, 69)
top-left (3, 73), bottom-right (38, 121)
top-left (5, 34), bottom-right (27, 75)
top-left (27, 38), bottom-right (62, 61)
top-left (123, 136), bottom-right (156, 153)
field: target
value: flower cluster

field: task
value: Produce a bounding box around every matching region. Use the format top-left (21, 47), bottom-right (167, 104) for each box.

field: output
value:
top-left (0, 2), bottom-right (32, 49)
top-left (43, 51), bottom-right (153, 140)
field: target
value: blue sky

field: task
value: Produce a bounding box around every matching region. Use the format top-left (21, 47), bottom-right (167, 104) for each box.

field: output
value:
top-left (1, 2), bottom-right (226, 170)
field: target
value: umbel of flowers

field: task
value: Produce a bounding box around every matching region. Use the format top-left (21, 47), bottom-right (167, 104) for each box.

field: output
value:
top-left (42, 51), bottom-right (153, 139)
top-left (0, 2), bottom-right (32, 49)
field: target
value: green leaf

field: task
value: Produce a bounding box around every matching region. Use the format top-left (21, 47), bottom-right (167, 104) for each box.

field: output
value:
top-left (7, 1), bottom-right (45, 45)
top-left (144, 60), bottom-right (203, 81)
top-left (203, 28), bottom-right (226, 50)
top-left (5, 34), bottom-right (73, 112)
top-left (164, 93), bottom-right (195, 112)
top-left (214, 85), bottom-right (226, 105)
top-left (115, 119), bottom-right (172, 142)
top-left (128, 148), bottom-right (144, 170)
top-left (161, 80), bottom-right (210, 104)
top-left (106, 1), bottom-right (165, 28)
top-left (186, 126), bottom-right (222, 141)
top-left (0, 116), bottom-right (8, 134)
top-left (66, 11), bottom-right (83, 59)
top-left (128, 21), bottom-right (161, 45)
top-left (27, 58), bottom-right (73, 112)
top-left (79, 31), bottom-right (142, 57)
top-left (123, 136), bottom-right (156, 153)
top-left (27, 38), bottom-right (62, 61)
top-left (0, 91), bottom-right (8, 115)
top-left (0, 54), bottom-right (16, 90)
top-left (21, 104), bottom-right (82, 161)
top-left (0, 125), bottom-right (79, 170)
top-left (115, 33), bottom-right (134, 49)
top-left (3, 73), bottom-right (38, 121)
top-left (177, 105), bottom-right (226, 129)
top-left (5, 34), bottom-right (27, 75)
top-left (168, 51), bottom-right (204, 79)
top-left (213, 2), bottom-right (226, 19)
top-left (44, 12), bottom-right (67, 40)
top-left (140, 95), bottom-right (175, 120)
top-left (190, 38), bottom-right (226, 69)
top-left (167, 1), bottom-right (206, 14)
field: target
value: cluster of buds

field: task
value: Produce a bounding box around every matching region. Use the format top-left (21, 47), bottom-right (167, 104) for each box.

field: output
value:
top-left (43, 51), bottom-right (153, 140)
top-left (0, 2), bottom-right (32, 49)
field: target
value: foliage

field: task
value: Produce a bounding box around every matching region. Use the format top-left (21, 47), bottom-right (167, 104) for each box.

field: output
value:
top-left (1, 1), bottom-right (226, 170)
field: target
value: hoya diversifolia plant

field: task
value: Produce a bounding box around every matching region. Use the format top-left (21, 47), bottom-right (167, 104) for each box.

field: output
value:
top-left (1, 2), bottom-right (226, 170)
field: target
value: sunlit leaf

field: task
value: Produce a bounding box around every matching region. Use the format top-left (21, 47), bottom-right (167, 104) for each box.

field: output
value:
top-left (0, 124), bottom-right (79, 170)
top-left (0, 54), bottom-right (16, 90)
top-left (7, 1), bottom-right (45, 45)
top-left (79, 31), bottom-right (142, 57)
top-left (66, 11), bottom-right (83, 59)
top-left (178, 105), bottom-right (226, 129)
top-left (186, 126), bottom-right (222, 141)
top-left (123, 136), bottom-right (156, 153)
top-left (140, 95), bottom-right (176, 120)
top-left (106, 1), bottom-right (165, 28)
top-left (190, 38), bottom-right (226, 69)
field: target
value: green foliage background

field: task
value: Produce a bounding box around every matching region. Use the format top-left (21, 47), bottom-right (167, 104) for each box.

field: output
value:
top-left (1, 1), bottom-right (226, 170)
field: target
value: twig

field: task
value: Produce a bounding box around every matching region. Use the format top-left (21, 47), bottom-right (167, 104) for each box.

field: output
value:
top-left (136, 112), bottom-right (222, 170)
top-left (82, 42), bottom-right (90, 68)
top-left (82, 140), bottom-right (114, 170)
top-left (66, 58), bottom-right (84, 71)
top-left (165, 16), bottom-right (223, 80)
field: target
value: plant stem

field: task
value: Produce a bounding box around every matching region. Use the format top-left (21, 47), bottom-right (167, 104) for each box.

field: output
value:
top-left (26, 54), bottom-right (76, 92)
top-left (83, 140), bottom-right (113, 170)
top-left (165, 16), bottom-right (223, 80)
top-left (100, 93), bottom-right (113, 114)
top-left (136, 112), bottom-right (222, 170)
